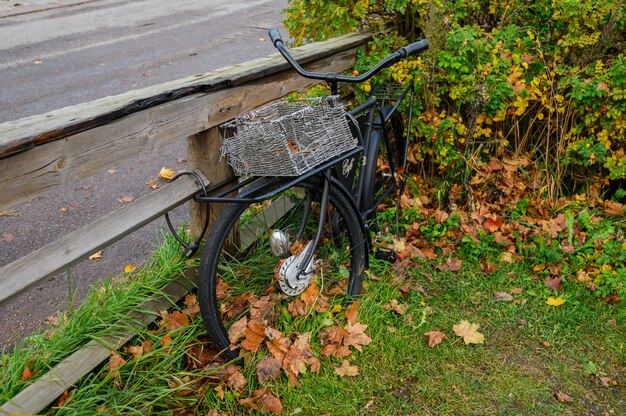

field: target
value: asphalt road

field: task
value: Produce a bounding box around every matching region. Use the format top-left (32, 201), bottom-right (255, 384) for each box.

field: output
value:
top-left (0, 0), bottom-right (288, 349)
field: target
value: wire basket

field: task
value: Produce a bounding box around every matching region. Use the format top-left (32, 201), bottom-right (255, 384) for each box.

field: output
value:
top-left (221, 96), bottom-right (356, 177)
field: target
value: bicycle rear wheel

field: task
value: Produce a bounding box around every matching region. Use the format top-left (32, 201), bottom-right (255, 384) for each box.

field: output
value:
top-left (197, 177), bottom-right (367, 361)
top-left (362, 109), bottom-right (406, 217)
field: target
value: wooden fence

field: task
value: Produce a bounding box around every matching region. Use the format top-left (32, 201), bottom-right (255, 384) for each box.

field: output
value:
top-left (0, 31), bottom-right (371, 414)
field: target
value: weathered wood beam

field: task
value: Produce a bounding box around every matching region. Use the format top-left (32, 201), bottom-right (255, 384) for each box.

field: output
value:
top-left (0, 174), bottom-right (207, 305)
top-left (0, 47), bottom-right (363, 212)
top-left (0, 31), bottom-right (372, 158)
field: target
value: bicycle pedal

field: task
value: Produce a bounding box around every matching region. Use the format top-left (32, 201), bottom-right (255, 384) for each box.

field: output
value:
top-left (374, 249), bottom-right (397, 263)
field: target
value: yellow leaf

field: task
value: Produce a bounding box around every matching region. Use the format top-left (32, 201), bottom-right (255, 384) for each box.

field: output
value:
top-left (124, 264), bottom-right (136, 273)
top-left (546, 297), bottom-right (566, 306)
top-left (453, 320), bottom-right (485, 345)
top-left (158, 167), bottom-right (176, 181)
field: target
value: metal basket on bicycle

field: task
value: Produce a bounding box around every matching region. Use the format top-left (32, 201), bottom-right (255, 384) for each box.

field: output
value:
top-left (221, 96), bottom-right (356, 177)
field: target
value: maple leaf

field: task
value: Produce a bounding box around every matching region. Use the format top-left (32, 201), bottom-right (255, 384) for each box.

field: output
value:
top-left (546, 297), bottom-right (566, 306)
top-left (160, 334), bottom-right (173, 348)
top-left (266, 327), bottom-right (291, 362)
top-left (335, 360), bottom-right (359, 377)
top-left (453, 320), bottom-right (485, 345)
top-left (423, 331), bottom-right (446, 348)
top-left (241, 319), bottom-right (266, 353)
top-left (159, 310), bottom-right (190, 331)
top-left (256, 356), bottom-right (282, 383)
top-left (483, 216), bottom-right (504, 232)
top-left (437, 257), bottom-right (463, 272)
top-left (125, 344), bottom-right (145, 359)
top-left (282, 334), bottom-right (321, 386)
top-left (344, 322), bottom-right (372, 352)
top-left (146, 178), bottom-right (160, 190)
top-left (123, 264), bottom-right (136, 273)
top-left (56, 390), bottom-right (72, 408)
top-left (319, 326), bottom-right (351, 358)
top-left (544, 276), bottom-right (563, 292)
top-left (239, 388), bottom-right (283, 415)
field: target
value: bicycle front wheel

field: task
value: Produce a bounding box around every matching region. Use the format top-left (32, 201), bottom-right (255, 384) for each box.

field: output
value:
top-left (198, 177), bottom-right (367, 361)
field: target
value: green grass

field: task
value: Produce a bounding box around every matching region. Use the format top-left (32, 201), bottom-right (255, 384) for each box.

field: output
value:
top-left (1, 236), bottom-right (624, 415)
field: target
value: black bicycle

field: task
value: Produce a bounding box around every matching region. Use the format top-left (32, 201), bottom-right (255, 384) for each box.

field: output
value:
top-left (189, 29), bottom-right (428, 360)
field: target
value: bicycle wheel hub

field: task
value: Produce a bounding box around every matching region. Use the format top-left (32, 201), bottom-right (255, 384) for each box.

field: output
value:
top-left (278, 241), bottom-right (314, 296)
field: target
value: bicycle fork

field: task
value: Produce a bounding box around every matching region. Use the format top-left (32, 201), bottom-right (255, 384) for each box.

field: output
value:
top-left (271, 171), bottom-right (332, 296)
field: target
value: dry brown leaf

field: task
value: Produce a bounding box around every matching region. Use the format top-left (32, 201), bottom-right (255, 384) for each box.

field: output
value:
top-left (21, 365), bottom-right (34, 382)
top-left (227, 316), bottom-right (248, 345)
top-left (57, 390), bottom-right (72, 408)
top-left (108, 351), bottom-right (126, 378)
top-left (146, 178), bottom-right (160, 190)
top-left (423, 331), bottom-right (446, 348)
top-left (125, 345), bottom-right (145, 359)
top-left (256, 356), bottom-right (282, 383)
top-left (344, 322), bottom-right (372, 352)
top-left (335, 360), bottom-right (359, 377)
top-left (241, 319), bottom-right (266, 353)
top-left (282, 333), bottom-right (320, 386)
top-left (319, 326), bottom-right (351, 358)
top-left (384, 299), bottom-right (408, 315)
top-left (345, 301), bottom-right (359, 325)
top-left (494, 291), bottom-right (513, 302)
top-left (554, 390), bottom-right (573, 403)
top-left (117, 195), bottom-right (135, 204)
top-left (437, 257), bottom-right (463, 272)
top-left (159, 310), bottom-right (190, 331)
top-left (453, 320), bottom-right (485, 345)
top-left (266, 327), bottom-right (291, 362)
top-left (239, 389), bottom-right (283, 415)
top-left (1, 232), bottom-right (15, 242)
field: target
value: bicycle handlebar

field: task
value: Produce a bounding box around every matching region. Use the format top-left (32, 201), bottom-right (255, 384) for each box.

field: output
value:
top-left (268, 28), bottom-right (428, 84)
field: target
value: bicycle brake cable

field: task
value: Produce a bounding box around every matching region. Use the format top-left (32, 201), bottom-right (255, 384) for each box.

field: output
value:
top-left (164, 170), bottom-right (210, 258)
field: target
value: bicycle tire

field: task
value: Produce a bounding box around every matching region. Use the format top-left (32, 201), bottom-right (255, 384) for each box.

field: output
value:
top-left (361, 108), bottom-right (406, 217)
top-left (198, 176), bottom-right (367, 361)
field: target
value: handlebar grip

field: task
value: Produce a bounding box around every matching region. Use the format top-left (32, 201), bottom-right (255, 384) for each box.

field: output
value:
top-left (268, 28), bottom-right (283, 46)
top-left (399, 39), bottom-right (429, 58)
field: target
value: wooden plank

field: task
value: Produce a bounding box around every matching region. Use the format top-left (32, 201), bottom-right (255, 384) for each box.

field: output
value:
top-left (0, 31), bottom-right (372, 157)
top-left (0, 47), bottom-right (360, 212)
top-left (0, 269), bottom-right (197, 416)
top-left (0, 174), bottom-right (207, 305)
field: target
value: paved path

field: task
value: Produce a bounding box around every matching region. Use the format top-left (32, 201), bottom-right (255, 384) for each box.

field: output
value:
top-left (0, 0), bottom-right (288, 349)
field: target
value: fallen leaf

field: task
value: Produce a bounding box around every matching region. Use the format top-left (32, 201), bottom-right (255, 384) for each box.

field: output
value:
top-left (123, 264), bottom-right (136, 273)
top-left (0, 232), bottom-right (15, 242)
top-left (554, 390), bottom-right (573, 403)
top-left (88, 250), bottom-right (103, 260)
top-left (56, 390), bottom-right (72, 407)
top-left (161, 334), bottom-right (173, 347)
top-left (146, 178), bottom-right (160, 189)
top-left (344, 301), bottom-right (359, 325)
top-left (256, 356), bottom-right (282, 383)
top-left (118, 195), bottom-right (135, 204)
top-left (239, 388), bottom-right (283, 415)
top-left (108, 351), bottom-right (126, 378)
top-left (494, 291), bottom-right (513, 302)
top-left (423, 331), bottom-right (446, 348)
top-left (436, 257), bottom-right (463, 272)
top-left (159, 310), bottom-right (190, 331)
top-left (241, 319), bottom-right (266, 353)
top-left (335, 360), bottom-right (359, 377)
top-left (546, 297), bottom-right (566, 306)
top-left (544, 276), bottom-right (563, 292)
top-left (344, 322), bottom-right (372, 352)
top-left (21, 366), bottom-right (34, 382)
top-left (125, 345), bottom-right (145, 359)
top-left (510, 287), bottom-right (523, 295)
top-left (158, 167), bottom-right (176, 181)
top-left (384, 298), bottom-right (408, 315)
top-left (453, 320), bottom-right (485, 345)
